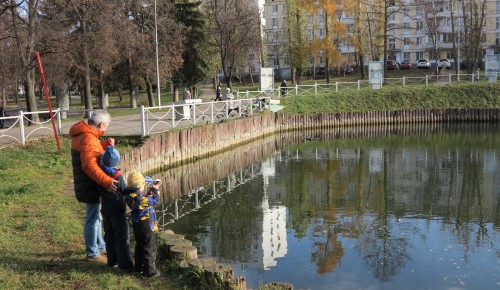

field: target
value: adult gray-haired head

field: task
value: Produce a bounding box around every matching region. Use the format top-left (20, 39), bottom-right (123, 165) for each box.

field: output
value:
top-left (88, 110), bottom-right (111, 132)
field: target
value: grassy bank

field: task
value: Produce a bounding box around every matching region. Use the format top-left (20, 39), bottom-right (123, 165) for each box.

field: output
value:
top-left (280, 82), bottom-right (500, 114)
top-left (0, 137), bottom-right (185, 289)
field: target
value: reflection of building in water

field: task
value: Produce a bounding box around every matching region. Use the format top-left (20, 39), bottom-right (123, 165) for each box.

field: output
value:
top-left (186, 158), bottom-right (288, 270)
top-left (248, 157), bottom-right (288, 270)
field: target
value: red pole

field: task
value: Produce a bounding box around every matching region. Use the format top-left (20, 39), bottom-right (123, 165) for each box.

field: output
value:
top-left (35, 51), bottom-right (61, 152)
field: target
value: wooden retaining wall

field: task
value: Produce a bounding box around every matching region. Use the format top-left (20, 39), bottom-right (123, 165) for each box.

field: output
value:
top-left (121, 108), bottom-right (500, 174)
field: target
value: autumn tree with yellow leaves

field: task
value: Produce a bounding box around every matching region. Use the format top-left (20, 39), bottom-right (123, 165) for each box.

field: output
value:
top-left (300, 0), bottom-right (354, 83)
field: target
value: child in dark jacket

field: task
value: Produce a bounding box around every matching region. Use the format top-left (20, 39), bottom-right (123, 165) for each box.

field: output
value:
top-left (124, 171), bottom-right (161, 278)
top-left (99, 146), bottom-right (134, 270)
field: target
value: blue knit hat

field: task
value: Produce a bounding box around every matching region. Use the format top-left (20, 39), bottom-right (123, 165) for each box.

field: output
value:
top-left (102, 146), bottom-right (120, 167)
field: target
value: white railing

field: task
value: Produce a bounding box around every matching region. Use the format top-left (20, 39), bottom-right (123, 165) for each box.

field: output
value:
top-left (0, 97), bottom-right (270, 147)
top-left (140, 97), bottom-right (271, 136)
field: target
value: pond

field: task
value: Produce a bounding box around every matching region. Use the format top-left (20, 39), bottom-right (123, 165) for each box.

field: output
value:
top-left (154, 123), bottom-right (500, 290)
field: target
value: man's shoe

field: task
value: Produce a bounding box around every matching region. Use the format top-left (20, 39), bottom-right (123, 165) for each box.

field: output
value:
top-left (86, 255), bottom-right (107, 263)
top-left (143, 271), bottom-right (161, 278)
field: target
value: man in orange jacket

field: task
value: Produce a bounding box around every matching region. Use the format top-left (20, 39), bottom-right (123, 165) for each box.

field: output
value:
top-left (70, 110), bottom-right (118, 262)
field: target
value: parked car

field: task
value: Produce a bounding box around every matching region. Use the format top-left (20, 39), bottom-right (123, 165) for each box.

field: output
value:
top-left (315, 68), bottom-right (326, 77)
top-left (437, 58), bottom-right (451, 69)
top-left (342, 66), bottom-right (354, 74)
top-left (386, 60), bottom-right (399, 70)
top-left (400, 60), bottom-right (413, 69)
top-left (460, 59), bottom-right (484, 70)
top-left (417, 59), bottom-right (431, 69)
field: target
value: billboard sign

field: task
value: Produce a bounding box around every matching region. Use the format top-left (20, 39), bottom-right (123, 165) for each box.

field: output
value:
top-left (369, 61), bottom-right (384, 85)
top-left (260, 67), bottom-right (274, 91)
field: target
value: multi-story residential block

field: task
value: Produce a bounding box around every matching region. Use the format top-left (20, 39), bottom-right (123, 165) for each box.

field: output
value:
top-left (263, 0), bottom-right (497, 73)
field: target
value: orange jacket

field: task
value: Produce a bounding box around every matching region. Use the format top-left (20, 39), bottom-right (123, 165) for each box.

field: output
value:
top-left (70, 121), bottom-right (114, 197)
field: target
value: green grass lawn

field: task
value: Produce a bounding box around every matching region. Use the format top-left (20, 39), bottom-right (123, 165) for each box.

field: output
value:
top-left (0, 137), bottom-right (186, 289)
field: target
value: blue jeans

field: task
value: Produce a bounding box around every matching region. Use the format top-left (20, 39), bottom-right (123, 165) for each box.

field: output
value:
top-left (103, 213), bottom-right (134, 269)
top-left (84, 203), bottom-right (106, 257)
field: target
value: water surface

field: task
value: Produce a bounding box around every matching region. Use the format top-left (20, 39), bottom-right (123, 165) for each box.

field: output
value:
top-left (156, 123), bottom-right (500, 289)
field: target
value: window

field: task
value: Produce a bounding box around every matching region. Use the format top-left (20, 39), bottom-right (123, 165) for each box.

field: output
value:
top-left (403, 52), bottom-right (410, 60)
top-left (319, 28), bottom-right (325, 39)
top-left (320, 56), bottom-right (325, 65)
top-left (416, 21), bottom-right (423, 31)
top-left (404, 38), bottom-right (410, 45)
top-left (497, 17), bottom-right (500, 29)
top-left (416, 37), bottom-right (422, 45)
top-left (404, 23), bottom-right (410, 34)
top-left (444, 18), bottom-right (451, 26)
top-left (416, 52), bottom-right (424, 60)
top-left (443, 33), bottom-right (453, 43)
top-left (307, 29), bottom-right (313, 41)
top-left (389, 37), bottom-right (396, 50)
top-left (496, 33), bottom-right (500, 46)
top-left (497, 1), bottom-right (500, 13)
top-left (272, 4), bottom-right (278, 13)
top-left (389, 13), bottom-right (396, 21)
top-left (389, 24), bottom-right (395, 37)
top-left (306, 15), bottom-right (312, 26)
top-left (319, 14), bottom-right (325, 25)
top-left (346, 24), bottom-right (354, 34)
top-left (416, 7), bottom-right (422, 16)
top-left (272, 18), bottom-right (277, 28)
top-left (447, 52), bottom-right (455, 59)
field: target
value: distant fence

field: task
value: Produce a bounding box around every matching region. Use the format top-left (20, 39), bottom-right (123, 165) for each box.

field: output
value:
top-left (257, 73), bottom-right (485, 98)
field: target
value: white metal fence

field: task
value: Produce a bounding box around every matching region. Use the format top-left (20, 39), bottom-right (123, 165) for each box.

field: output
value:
top-left (0, 97), bottom-right (270, 147)
top-left (266, 73), bottom-right (485, 98)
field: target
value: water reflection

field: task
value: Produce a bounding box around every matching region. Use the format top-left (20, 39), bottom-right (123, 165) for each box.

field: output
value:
top-left (154, 123), bottom-right (500, 289)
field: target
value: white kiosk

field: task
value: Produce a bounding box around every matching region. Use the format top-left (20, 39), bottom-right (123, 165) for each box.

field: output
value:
top-left (485, 55), bottom-right (500, 82)
top-left (174, 99), bottom-right (202, 120)
top-left (369, 61), bottom-right (384, 89)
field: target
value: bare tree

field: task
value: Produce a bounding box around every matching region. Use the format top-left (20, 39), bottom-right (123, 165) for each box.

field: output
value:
top-left (115, 0), bottom-right (183, 107)
top-left (203, 0), bottom-right (261, 90)
top-left (285, 0), bottom-right (310, 84)
top-left (7, 0), bottom-right (47, 122)
top-left (460, 0), bottom-right (487, 73)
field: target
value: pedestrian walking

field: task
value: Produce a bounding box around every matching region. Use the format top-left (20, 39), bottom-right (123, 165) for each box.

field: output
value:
top-left (280, 80), bottom-right (287, 97)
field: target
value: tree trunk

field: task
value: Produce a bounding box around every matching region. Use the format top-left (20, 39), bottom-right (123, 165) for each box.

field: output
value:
top-left (54, 83), bottom-right (70, 119)
top-left (25, 68), bottom-right (39, 125)
top-left (128, 56), bottom-right (137, 109)
top-left (117, 85), bottom-right (123, 102)
top-left (173, 86), bottom-right (179, 102)
top-left (82, 19), bottom-right (93, 117)
top-left (145, 75), bottom-right (154, 107)
top-left (99, 70), bottom-right (107, 109)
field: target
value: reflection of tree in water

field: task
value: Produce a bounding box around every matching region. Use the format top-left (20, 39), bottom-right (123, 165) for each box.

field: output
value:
top-left (356, 220), bottom-right (411, 282)
top-left (356, 151), bottom-right (411, 282)
top-left (311, 229), bottom-right (344, 275)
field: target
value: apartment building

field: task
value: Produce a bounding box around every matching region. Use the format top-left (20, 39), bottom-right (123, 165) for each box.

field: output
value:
top-left (263, 0), bottom-right (499, 72)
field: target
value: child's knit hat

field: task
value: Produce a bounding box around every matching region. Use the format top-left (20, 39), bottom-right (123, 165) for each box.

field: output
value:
top-left (102, 146), bottom-right (120, 167)
top-left (127, 171), bottom-right (145, 189)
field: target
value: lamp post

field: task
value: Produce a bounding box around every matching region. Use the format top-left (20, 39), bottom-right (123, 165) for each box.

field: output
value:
top-left (154, 0), bottom-right (161, 107)
top-left (456, 0), bottom-right (461, 72)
